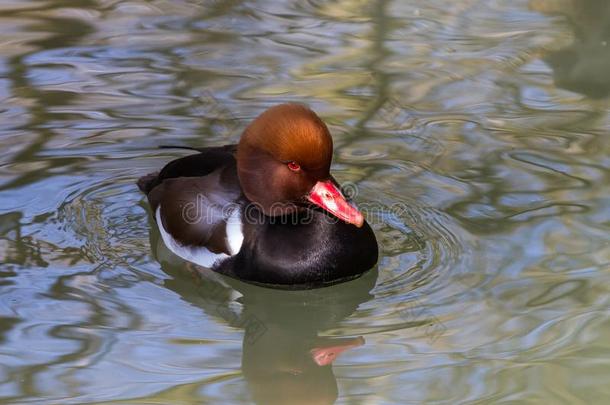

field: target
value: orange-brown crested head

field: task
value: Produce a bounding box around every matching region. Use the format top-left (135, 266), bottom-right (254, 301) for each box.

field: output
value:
top-left (237, 104), bottom-right (364, 227)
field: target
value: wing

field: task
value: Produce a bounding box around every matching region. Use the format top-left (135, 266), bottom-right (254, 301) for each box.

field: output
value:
top-left (139, 144), bottom-right (242, 255)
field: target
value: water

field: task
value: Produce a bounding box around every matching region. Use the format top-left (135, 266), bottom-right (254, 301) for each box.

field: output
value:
top-left (1, 0), bottom-right (609, 403)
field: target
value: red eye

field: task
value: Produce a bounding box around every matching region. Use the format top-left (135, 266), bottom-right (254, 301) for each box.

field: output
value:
top-left (287, 161), bottom-right (300, 171)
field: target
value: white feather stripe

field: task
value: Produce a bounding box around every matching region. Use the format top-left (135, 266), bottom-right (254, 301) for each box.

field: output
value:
top-left (225, 207), bottom-right (244, 255)
top-left (155, 207), bottom-right (229, 268)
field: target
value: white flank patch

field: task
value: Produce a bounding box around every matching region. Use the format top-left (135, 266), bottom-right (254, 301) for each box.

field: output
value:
top-left (155, 207), bottom-right (229, 268)
top-left (225, 207), bottom-right (244, 255)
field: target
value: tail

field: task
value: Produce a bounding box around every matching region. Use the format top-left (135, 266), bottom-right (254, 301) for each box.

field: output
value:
top-left (137, 146), bottom-right (200, 193)
top-left (137, 172), bottom-right (159, 193)
top-left (138, 144), bottom-right (236, 193)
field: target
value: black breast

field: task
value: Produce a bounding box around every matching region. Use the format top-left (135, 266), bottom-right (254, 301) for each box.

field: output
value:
top-left (216, 208), bottom-right (378, 288)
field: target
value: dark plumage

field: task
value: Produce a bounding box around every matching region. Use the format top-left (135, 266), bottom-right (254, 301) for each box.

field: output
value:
top-left (138, 104), bottom-right (378, 288)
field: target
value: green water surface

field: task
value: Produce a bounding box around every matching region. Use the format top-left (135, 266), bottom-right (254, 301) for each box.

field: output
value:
top-left (1, 0), bottom-right (609, 403)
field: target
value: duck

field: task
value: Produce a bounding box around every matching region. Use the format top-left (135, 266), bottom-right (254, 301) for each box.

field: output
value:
top-left (138, 103), bottom-right (378, 288)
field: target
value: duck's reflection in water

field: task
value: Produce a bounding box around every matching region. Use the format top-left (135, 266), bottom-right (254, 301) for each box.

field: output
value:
top-left (151, 227), bottom-right (377, 405)
top-left (531, 0), bottom-right (610, 98)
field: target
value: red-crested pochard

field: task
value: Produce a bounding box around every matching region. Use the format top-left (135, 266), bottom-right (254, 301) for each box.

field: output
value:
top-left (138, 104), bottom-right (378, 288)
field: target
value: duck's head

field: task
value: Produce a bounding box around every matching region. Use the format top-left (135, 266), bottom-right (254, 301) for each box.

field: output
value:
top-left (236, 104), bottom-right (363, 227)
